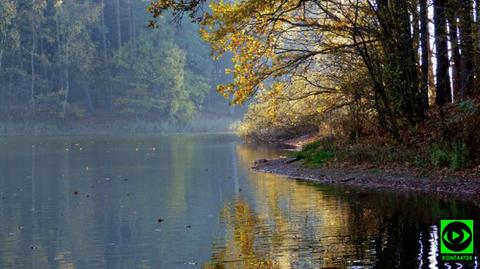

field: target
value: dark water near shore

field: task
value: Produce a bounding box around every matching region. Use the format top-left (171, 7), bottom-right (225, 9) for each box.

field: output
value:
top-left (0, 134), bottom-right (478, 269)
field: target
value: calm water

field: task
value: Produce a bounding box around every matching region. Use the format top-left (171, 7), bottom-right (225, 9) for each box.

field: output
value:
top-left (0, 134), bottom-right (478, 269)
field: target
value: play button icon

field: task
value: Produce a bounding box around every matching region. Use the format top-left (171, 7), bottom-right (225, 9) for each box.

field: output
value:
top-left (452, 231), bottom-right (460, 240)
top-left (441, 221), bottom-right (473, 253)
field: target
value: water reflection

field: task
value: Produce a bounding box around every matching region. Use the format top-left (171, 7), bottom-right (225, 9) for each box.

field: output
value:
top-left (0, 135), bottom-right (478, 269)
top-left (203, 143), bottom-right (480, 269)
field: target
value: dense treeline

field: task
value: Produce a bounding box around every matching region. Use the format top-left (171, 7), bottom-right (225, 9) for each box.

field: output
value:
top-left (151, 0), bottom-right (480, 169)
top-left (0, 0), bottom-right (234, 132)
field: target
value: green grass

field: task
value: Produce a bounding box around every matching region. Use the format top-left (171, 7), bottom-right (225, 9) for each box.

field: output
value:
top-left (289, 134), bottom-right (474, 171)
top-left (292, 139), bottom-right (336, 166)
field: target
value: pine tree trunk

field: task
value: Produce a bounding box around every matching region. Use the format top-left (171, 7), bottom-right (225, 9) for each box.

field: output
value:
top-left (63, 40), bottom-right (70, 118)
top-left (433, 0), bottom-right (451, 107)
top-left (115, 0), bottom-right (122, 49)
top-left (447, 2), bottom-right (461, 101)
top-left (55, 9), bottom-right (63, 92)
top-left (101, 0), bottom-right (107, 59)
top-left (475, 0), bottom-right (480, 90)
top-left (31, 6), bottom-right (36, 114)
top-left (127, 0), bottom-right (133, 47)
top-left (459, 0), bottom-right (474, 97)
top-left (419, 0), bottom-right (430, 109)
top-left (395, 0), bottom-right (423, 121)
top-left (84, 79), bottom-right (94, 112)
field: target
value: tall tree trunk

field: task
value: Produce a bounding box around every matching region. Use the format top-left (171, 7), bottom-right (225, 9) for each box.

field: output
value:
top-left (101, 0), bottom-right (107, 59)
top-left (115, 0), bottom-right (122, 49)
top-left (475, 0), bottom-right (480, 90)
top-left (447, 1), bottom-right (461, 101)
top-left (419, 0), bottom-right (430, 109)
top-left (100, 0), bottom-right (111, 109)
top-left (55, 9), bottom-right (64, 92)
top-left (30, 5), bottom-right (36, 114)
top-left (84, 79), bottom-right (94, 112)
top-left (395, 0), bottom-right (423, 121)
top-left (428, 43), bottom-right (436, 102)
top-left (41, 39), bottom-right (51, 97)
top-left (132, 6), bottom-right (136, 48)
top-left (127, 0), bottom-right (133, 47)
top-left (62, 39), bottom-right (70, 117)
top-left (459, 0), bottom-right (474, 97)
top-left (433, 0), bottom-right (451, 107)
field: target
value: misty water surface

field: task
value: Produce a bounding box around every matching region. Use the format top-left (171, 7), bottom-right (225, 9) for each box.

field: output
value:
top-left (0, 134), bottom-right (478, 268)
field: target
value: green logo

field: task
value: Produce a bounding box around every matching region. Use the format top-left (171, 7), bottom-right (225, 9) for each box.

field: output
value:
top-left (440, 220), bottom-right (474, 255)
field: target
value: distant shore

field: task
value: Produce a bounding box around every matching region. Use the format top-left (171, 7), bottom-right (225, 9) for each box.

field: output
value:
top-left (0, 115), bottom-right (237, 136)
top-left (252, 158), bottom-right (480, 203)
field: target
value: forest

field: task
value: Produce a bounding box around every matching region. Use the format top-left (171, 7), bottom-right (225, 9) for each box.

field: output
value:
top-left (1, 1), bottom-right (479, 268)
top-left (0, 0), bottom-right (237, 133)
top-left (151, 0), bottom-right (480, 171)
top-left (2, 0), bottom-right (480, 169)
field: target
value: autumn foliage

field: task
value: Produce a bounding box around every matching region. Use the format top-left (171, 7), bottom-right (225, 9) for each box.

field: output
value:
top-left (151, 0), bottom-right (480, 168)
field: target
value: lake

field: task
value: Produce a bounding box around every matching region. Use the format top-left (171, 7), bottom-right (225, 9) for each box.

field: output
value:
top-left (0, 134), bottom-right (478, 268)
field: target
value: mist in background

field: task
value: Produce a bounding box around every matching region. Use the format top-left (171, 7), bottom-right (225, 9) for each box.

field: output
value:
top-left (0, 0), bottom-right (243, 134)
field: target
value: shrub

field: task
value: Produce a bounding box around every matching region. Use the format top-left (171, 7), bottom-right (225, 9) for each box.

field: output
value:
top-left (430, 143), bottom-right (470, 170)
top-left (430, 144), bottom-right (451, 168)
top-left (450, 142), bottom-right (470, 170)
top-left (292, 139), bottom-right (336, 166)
top-left (309, 150), bottom-right (335, 165)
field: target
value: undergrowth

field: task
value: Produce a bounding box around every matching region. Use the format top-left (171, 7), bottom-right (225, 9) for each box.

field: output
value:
top-left (293, 137), bottom-right (474, 171)
top-left (291, 138), bottom-right (336, 166)
top-left (273, 100), bottom-right (480, 172)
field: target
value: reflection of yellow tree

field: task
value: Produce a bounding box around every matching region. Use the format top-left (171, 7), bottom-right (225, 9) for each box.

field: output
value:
top-left (204, 198), bottom-right (280, 269)
top-left (203, 144), bottom-right (383, 268)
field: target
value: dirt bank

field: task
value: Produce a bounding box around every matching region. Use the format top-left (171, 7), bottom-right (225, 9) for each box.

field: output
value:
top-left (252, 158), bottom-right (480, 203)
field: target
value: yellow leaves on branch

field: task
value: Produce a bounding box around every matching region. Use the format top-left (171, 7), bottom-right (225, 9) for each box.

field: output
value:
top-left (201, 1), bottom-right (283, 104)
top-left (201, 0), bottom-right (361, 107)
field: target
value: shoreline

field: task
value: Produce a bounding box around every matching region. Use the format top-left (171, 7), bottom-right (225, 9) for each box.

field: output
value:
top-left (252, 158), bottom-right (480, 204)
top-left (0, 131), bottom-right (237, 137)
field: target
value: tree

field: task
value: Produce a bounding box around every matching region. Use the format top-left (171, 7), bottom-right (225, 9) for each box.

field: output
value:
top-left (447, 0), bottom-right (461, 101)
top-left (458, 0), bottom-right (474, 97)
top-left (114, 27), bottom-right (208, 122)
top-left (0, 0), bottom-right (220, 126)
top-left (419, 0), bottom-right (430, 108)
top-left (433, 0), bottom-right (451, 107)
top-left (149, 0), bottom-right (480, 136)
